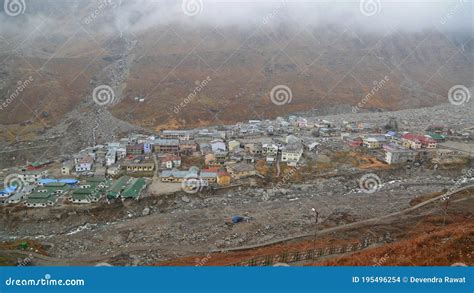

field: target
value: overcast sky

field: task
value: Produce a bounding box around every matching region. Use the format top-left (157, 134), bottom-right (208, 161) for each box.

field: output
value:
top-left (0, 0), bottom-right (472, 36)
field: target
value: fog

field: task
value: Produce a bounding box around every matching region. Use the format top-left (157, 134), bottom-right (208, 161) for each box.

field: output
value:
top-left (0, 0), bottom-right (472, 37)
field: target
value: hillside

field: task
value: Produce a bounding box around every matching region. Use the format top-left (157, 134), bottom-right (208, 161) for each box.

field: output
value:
top-left (0, 0), bottom-right (472, 143)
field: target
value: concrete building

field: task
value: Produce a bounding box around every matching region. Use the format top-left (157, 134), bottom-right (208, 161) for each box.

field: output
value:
top-left (159, 154), bottom-right (181, 169)
top-left (402, 133), bottom-right (437, 149)
top-left (18, 171), bottom-right (47, 183)
top-left (160, 168), bottom-right (199, 183)
top-left (154, 139), bottom-right (180, 154)
top-left (126, 144), bottom-right (144, 155)
top-left (161, 130), bottom-right (193, 140)
top-left (211, 139), bottom-right (226, 153)
top-left (61, 162), bottom-right (73, 176)
top-left (226, 163), bottom-right (257, 179)
top-left (178, 140), bottom-right (197, 155)
top-left (228, 140), bottom-right (241, 152)
top-left (281, 144), bottom-right (303, 163)
top-left (363, 137), bottom-right (386, 149)
top-left (262, 143), bottom-right (279, 156)
top-left (217, 171), bottom-right (231, 186)
top-left (124, 156), bottom-right (155, 174)
top-left (383, 144), bottom-right (417, 164)
top-left (106, 148), bottom-right (117, 166)
top-left (75, 155), bottom-right (94, 172)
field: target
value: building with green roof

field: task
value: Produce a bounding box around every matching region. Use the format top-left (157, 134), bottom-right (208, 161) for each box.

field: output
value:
top-left (426, 132), bottom-right (446, 142)
top-left (121, 178), bottom-right (147, 200)
top-left (25, 191), bottom-right (58, 208)
top-left (70, 188), bottom-right (95, 204)
top-left (106, 176), bottom-right (130, 200)
top-left (70, 178), bottom-right (111, 204)
top-left (38, 182), bottom-right (70, 194)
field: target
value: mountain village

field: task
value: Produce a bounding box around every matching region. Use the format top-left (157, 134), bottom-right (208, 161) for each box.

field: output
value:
top-left (1, 108), bottom-right (473, 208)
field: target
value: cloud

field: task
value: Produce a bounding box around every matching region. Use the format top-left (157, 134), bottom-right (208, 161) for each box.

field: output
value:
top-left (0, 0), bottom-right (471, 38)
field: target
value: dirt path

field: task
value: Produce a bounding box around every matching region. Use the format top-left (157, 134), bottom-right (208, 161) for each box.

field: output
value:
top-left (211, 184), bottom-right (474, 253)
top-left (4, 184), bottom-right (472, 266)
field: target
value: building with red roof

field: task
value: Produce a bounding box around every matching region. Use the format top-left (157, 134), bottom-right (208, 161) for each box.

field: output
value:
top-left (401, 133), bottom-right (437, 149)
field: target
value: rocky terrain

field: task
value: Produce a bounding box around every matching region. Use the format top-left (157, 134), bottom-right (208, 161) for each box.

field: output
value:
top-left (0, 0), bottom-right (473, 267)
top-left (1, 156), bottom-right (471, 265)
top-left (0, 0), bottom-right (473, 153)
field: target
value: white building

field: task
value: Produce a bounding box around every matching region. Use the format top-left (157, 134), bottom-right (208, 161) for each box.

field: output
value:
top-left (106, 148), bottom-right (117, 166)
top-left (18, 171), bottom-right (47, 184)
top-left (211, 140), bottom-right (226, 153)
top-left (262, 143), bottom-right (279, 156)
top-left (116, 147), bottom-right (127, 159)
top-left (281, 144), bottom-right (303, 163)
top-left (107, 165), bottom-right (122, 177)
top-left (61, 163), bottom-right (72, 176)
top-left (228, 140), bottom-right (241, 152)
top-left (75, 155), bottom-right (94, 172)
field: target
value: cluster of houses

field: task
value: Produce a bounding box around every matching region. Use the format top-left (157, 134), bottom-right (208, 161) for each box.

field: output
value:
top-left (64, 117), bottom-right (319, 189)
top-left (0, 173), bottom-right (149, 207)
top-left (342, 123), bottom-right (468, 165)
top-left (2, 114), bottom-right (471, 207)
top-left (157, 127), bottom-right (307, 184)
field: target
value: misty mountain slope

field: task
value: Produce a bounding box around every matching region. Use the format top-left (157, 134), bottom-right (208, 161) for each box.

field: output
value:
top-left (0, 0), bottom-right (472, 140)
top-left (112, 26), bottom-right (473, 129)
